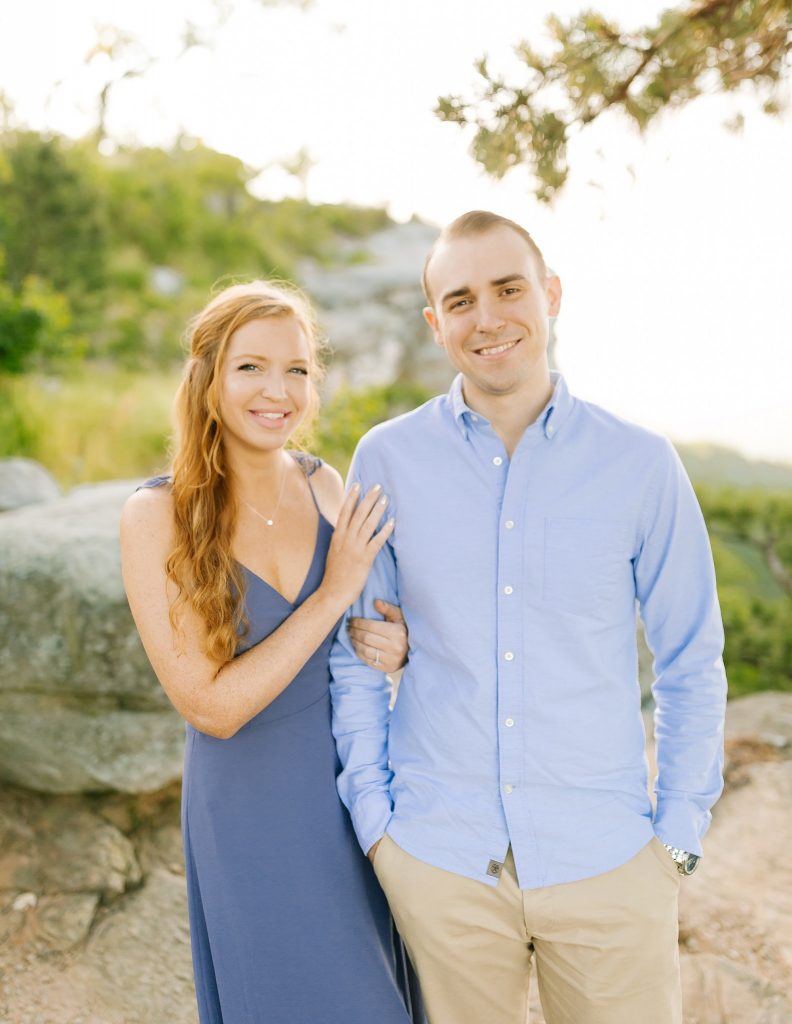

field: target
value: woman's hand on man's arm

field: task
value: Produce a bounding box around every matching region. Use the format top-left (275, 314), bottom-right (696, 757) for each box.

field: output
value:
top-left (348, 600), bottom-right (408, 673)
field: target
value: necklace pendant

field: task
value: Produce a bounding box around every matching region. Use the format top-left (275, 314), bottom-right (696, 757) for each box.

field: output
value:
top-left (265, 519), bottom-right (274, 526)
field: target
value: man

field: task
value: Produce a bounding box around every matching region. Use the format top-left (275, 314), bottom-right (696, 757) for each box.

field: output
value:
top-left (329, 211), bottom-right (727, 1024)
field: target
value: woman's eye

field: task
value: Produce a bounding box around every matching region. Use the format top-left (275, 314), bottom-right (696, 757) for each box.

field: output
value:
top-left (289, 367), bottom-right (309, 376)
top-left (238, 363), bottom-right (259, 372)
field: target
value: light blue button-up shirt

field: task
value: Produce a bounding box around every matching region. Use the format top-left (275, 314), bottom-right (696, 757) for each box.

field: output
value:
top-left (329, 373), bottom-right (727, 889)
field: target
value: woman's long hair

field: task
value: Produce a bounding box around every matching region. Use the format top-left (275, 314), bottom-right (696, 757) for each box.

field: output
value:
top-left (167, 280), bottom-right (325, 666)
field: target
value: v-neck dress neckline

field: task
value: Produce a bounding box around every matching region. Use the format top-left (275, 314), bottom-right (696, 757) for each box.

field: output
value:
top-left (238, 512), bottom-right (332, 609)
top-left (236, 449), bottom-right (332, 607)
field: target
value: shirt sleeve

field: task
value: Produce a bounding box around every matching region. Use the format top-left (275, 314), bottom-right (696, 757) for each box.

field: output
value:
top-left (635, 439), bottom-right (727, 856)
top-left (328, 445), bottom-right (398, 855)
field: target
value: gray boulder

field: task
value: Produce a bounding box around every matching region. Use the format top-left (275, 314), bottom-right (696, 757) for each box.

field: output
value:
top-left (0, 481), bottom-right (184, 793)
top-left (0, 457), bottom-right (61, 512)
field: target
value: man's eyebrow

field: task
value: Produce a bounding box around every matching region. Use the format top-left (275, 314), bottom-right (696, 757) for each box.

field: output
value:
top-left (440, 285), bottom-right (471, 306)
top-left (441, 274), bottom-right (528, 306)
top-left (491, 274), bottom-right (527, 287)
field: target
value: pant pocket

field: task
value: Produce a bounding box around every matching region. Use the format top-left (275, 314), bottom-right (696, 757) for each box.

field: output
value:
top-left (648, 836), bottom-right (683, 885)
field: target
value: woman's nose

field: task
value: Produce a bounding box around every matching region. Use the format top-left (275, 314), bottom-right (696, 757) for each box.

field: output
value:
top-left (258, 372), bottom-right (288, 399)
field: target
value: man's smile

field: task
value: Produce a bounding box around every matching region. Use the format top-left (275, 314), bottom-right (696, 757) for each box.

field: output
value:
top-left (473, 338), bottom-right (521, 359)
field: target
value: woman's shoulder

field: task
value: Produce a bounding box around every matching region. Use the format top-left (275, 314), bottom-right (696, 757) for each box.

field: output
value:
top-left (290, 451), bottom-right (343, 515)
top-left (121, 475), bottom-right (174, 538)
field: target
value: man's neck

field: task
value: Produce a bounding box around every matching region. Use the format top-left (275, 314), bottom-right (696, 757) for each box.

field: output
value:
top-left (463, 374), bottom-right (555, 457)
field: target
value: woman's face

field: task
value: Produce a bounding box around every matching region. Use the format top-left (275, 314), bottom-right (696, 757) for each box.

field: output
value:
top-left (217, 315), bottom-right (314, 456)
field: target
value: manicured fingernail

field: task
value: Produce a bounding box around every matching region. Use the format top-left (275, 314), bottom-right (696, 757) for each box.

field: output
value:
top-left (351, 483), bottom-right (360, 492)
top-left (379, 495), bottom-right (388, 505)
top-left (371, 483), bottom-right (381, 491)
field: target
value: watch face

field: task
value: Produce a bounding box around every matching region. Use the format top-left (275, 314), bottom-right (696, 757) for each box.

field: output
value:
top-left (682, 853), bottom-right (699, 875)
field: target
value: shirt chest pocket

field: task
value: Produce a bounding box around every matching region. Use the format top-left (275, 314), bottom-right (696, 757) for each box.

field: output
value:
top-left (542, 517), bottom-right (630, 616)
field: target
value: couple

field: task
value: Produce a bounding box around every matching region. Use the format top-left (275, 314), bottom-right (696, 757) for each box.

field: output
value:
top-left (121, 210), bottom-right (727, 1024)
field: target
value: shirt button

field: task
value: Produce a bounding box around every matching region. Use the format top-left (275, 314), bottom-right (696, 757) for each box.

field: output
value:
top-left (504, 783), bottom-right (514, 794)
top-left (505, 520), bottom-right (514, 530)
top-left (505, 718), bottom-right (514, 727)
top-left (493, 456), bottom-right (503, 466)
top-left (470, 414), bottom-right (479, 422)
top-left (504, 651), bottom-right (514, 662)
top-left (547, 424), bottom-right (555, 436)
top-left (503, 585), bottom-right (513, 595)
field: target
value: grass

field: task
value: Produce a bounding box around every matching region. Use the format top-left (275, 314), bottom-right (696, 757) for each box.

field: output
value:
top-left (0, 369), bottom-right (432, 488)
top-left (0, 367), bottom-right (179, 486)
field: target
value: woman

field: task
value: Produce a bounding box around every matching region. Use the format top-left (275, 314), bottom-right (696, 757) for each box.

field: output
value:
top-left (121, 281), bottom-right (421, 1023)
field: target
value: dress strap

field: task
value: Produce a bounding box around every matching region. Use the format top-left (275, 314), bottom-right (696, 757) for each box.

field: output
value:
top-left (289, 451), bottom-right (323, 515)
top-left (136, 474), bottom-right (171, 492)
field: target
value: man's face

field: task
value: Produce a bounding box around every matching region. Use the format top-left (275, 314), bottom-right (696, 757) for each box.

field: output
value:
top-left (423, 226), bottom-right (561, 403)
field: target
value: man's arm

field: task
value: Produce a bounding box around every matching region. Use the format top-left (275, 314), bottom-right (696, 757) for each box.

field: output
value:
top-left (635, 439), bottom-right (727, 857)
top-left (329, 446), bottom-right (399, 857)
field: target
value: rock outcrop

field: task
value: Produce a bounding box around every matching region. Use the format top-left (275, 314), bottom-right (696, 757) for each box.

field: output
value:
top-left (0, 784), bottom-right (195, 1024)
top-left (0, 457), bottom-right (61, 512)
top-left (0, 480), bottom-right (184, 794)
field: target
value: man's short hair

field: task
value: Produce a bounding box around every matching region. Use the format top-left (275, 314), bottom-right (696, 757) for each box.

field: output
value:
top-left (422, 211), bottom-right (548, 306)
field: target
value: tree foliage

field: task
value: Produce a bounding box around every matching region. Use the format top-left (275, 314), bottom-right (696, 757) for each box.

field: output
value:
top-left (0, 132), bottom-right (108, 298)
top-left (697, 485), bottom-right (792, 695)
top-left (0, 129), bottom-right (389, 369)
top-left (437, 0), bottom-right (792, 201)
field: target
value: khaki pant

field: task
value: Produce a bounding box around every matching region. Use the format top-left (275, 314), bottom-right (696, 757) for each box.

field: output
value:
top-left (372, 834), bottom-right (682, 1024)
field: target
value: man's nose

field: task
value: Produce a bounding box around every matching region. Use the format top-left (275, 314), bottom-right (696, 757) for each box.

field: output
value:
top-left (476, 299), bottom-right (505, 333)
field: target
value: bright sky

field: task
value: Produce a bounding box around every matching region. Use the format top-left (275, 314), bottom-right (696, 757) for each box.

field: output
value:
top-left (1, 0), bottom-right (791, 462)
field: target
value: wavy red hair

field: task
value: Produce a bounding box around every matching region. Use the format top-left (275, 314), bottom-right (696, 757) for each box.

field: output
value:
top-left (167, 280), bottom-right (325, 664)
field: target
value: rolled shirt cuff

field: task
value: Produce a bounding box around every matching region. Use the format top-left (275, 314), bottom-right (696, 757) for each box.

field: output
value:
top-left (348, 790), bottom-right (394, 857)
top-left (653, 795), bottom-right (711, 857)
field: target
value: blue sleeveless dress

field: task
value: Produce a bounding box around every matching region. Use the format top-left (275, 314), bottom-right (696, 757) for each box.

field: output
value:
top-left (140, 455), bottom-right (422, 1024)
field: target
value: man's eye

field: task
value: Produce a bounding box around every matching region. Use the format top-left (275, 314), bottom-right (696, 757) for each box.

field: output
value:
top-left (502, 287), bottom-right (521, 296)
top-left (450, 299), bottom-right (470, 310)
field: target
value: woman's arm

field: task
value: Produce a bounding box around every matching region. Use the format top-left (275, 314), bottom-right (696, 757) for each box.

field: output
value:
top-left (120, 478), bottom-right (393, 740)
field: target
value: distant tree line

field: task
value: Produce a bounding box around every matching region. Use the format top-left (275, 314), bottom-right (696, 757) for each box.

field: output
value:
top-left (0, 129), bottom-right (390, 373)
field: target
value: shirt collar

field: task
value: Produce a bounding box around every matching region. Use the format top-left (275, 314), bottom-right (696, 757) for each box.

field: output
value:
top-left (449, 370), bottom-right (573, 441)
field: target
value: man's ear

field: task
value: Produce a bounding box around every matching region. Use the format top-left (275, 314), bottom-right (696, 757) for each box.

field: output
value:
top-left (423, 306), bottom-right (445, 348)
top-left (546, 275), bottom-right (562, 318)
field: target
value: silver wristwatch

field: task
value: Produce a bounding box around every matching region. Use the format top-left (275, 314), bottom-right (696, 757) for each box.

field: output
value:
top-left (663, 843), bottom-right (700, 875)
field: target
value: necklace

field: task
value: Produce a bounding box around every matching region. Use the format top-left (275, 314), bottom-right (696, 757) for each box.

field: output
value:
top-left (241, 462), bottom-right (289, 527)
